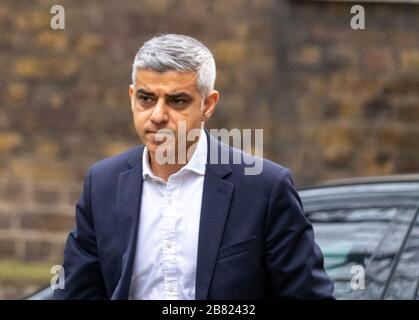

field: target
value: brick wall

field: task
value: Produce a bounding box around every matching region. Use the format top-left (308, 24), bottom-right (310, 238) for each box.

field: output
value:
top-left (0, 177), bottom-right (79, 262)
top-left (280, 1), bottom-right (419, 183)
top-left (0, 0), bottom-right (419, 284)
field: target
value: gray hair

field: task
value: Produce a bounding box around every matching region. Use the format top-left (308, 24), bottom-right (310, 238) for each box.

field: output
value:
top-left (132, 33), bottom-right (216, 98)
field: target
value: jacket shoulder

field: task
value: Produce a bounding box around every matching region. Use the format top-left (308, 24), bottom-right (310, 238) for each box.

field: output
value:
top-left (220, 140), bottom-right (295, 196)
top-left (89, 145), bottom-right (143, 176)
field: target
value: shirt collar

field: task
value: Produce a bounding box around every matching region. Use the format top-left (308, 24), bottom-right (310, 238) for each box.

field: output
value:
top-left (142, 128), bottom-right (207, 180)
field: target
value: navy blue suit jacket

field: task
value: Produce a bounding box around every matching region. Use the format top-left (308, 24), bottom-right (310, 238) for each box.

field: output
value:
top-left (54, 129), bottom-right (334, 299)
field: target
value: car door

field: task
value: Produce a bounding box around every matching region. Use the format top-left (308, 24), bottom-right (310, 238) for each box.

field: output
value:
top-left (300, 181), bottom-right (419, 299)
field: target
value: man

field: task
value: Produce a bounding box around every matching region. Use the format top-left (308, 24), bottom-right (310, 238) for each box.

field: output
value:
top-left (54, 33), bottom-right (333, 300)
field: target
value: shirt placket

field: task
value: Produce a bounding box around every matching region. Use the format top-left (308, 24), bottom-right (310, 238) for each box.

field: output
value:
top-left (161, 176), bottom-right (181, 299)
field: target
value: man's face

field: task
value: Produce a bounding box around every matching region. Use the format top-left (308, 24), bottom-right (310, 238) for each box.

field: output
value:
top-left (129, 69), bottom-right (217, 158)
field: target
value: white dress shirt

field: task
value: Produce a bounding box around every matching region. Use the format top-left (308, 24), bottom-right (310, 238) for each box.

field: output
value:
top-left (129, 129), bottom-right (207, 300)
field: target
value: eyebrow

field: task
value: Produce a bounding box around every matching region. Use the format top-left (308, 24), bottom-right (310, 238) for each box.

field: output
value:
top-left (136, 89), bottom-right (155, 96)
top-left (136, 89), bottom-right (192, 100)
top-left (167, 92), bottom-right (192, 100)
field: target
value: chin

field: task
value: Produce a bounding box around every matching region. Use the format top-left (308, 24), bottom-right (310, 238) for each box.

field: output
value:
top-left (144, 142), bottom-right (157, 153)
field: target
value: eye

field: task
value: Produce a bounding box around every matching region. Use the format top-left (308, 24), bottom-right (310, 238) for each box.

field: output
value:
top-left (137, 94), bottom-right (154, 105)
top-left (170, 98), bottom-right (188, 107)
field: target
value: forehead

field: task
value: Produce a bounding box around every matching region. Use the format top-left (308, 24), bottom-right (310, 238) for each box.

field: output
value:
top-left (135, 69), bottom-right (199, 94)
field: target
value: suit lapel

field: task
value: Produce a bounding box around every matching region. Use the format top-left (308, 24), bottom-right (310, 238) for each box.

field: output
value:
top-left (111, 146), bottom-right (144, 299)
top-left (195, 131), bottom-right (234, 300)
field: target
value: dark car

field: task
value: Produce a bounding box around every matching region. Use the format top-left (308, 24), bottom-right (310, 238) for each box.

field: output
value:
top-left (26, 174), bottom-right (419, 300)
top-left (300, 174), bottom-right (419, 300)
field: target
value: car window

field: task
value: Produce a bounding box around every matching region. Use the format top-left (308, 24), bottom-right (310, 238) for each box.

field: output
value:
top-left (307, 206), bottom-right (417, 299)
top-left (381, 208), bottom-right (419, 300)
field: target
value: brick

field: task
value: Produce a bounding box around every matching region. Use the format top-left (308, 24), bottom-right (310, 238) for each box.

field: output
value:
top-left (0, 110), bottom-right (9, 128)
top-left (213, 41), bottom-right (247, 64)
top-left (35, 31), bottom-right (68, 52)
top-left (397, 130), bottom-right (419, 151)
top-left (13, 10), bottom-right (49, 31)
top-left (103, 142), bottom-right (135, 158)
top-left (339, 100), bottom-right (362, 119)
top-left (312, 125), bottom-right (363, 168)
top-left (33, 188), bottom-right (61, 205)
top-left (20, 212), bottom-right (75, 232)
top-left (14, 57), bottom-right (80, 79)
top-left (324, 46), bottom-right (359, 69)
top-left (0, 133), bottom-right (22, 152)
top-left (0, 211), bottom-right (11, 229)
top-left (398, 103), bottom-right (419, 123)
top-left (24, 240), bottom-right (52, 261)
top-left (10, 159), bottom-right (73, 182)
top-left (35, 140), bottom-right (60, 158)
top-left (75, 34), bottom-right (104, 56)
top-left (374, 127), bottom-right (403, 148)
top-left (401, 50), bottom-right (419, 72)
top-left (48, 93), bottom-right (65, 109)
top-left (359, 149), bottom-right (395, 177)
top-left (0, 238), bottom-right (15, 259)
top-left (362, 48), bottom-right (394, 71)
top-left (362, 96), bottom-right (394, 119)
top-left (6, 83), bottom-right (27, 105)
top-left (291, 46), bottom-right (322, 67)
top-left (0, 181), bottom-right (24, 203)
top-left (395, 151), bottom-right (419, 173)
top-left (0, 5), bottom-right (8, 21)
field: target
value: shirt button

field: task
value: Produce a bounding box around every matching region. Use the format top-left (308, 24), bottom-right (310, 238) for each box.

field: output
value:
top-left (169, 287), bottom-right (174, 293)
top-left (166, 243), bottom-right (172, 249)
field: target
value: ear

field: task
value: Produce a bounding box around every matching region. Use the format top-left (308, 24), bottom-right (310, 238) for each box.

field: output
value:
top-left (202, 90), bottom-right (219, 122)
top-left (129, 84), bottom-right (135, 110)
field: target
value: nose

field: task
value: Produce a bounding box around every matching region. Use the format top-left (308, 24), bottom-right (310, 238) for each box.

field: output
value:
top-left (150, 98), bottom-right (169, 125)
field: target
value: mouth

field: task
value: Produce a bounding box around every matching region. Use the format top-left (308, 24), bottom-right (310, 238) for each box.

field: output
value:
top-left (146, 129), bottom-right (175, 135)
top-left (145, 130), bottom-right (175, 145)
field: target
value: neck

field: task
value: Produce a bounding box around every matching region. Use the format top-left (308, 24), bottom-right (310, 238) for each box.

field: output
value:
top-left (148, 142), bottom-right (199, 182)
top-left (148, 155), bottom-right (182, 182)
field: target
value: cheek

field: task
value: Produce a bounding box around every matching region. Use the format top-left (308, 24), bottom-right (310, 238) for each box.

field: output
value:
top-left (188, 109), bottom-right (204, 126)
top-left (171, 114), bottom-right (201, 133)
top-left (176, 105), bottom-right (203, 123)
top-left (132, 111), bottom-right (147, 131)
